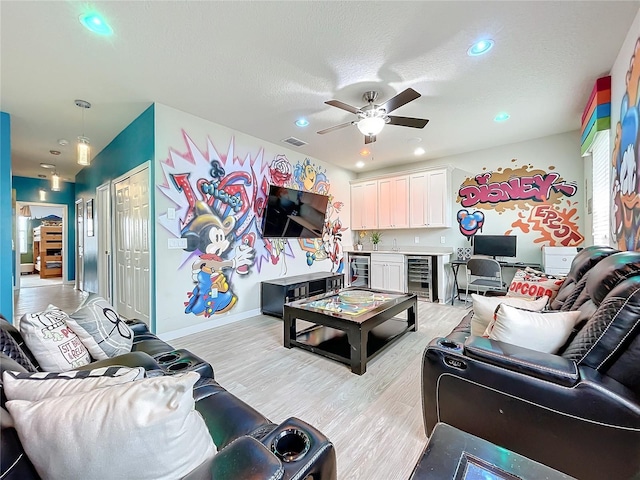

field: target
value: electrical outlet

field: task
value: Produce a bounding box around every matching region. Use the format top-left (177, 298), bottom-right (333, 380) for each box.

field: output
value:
top-left (168, 238), bottom-right (187, 249)
top-left (440, 236), bottom-right (446, 244)
top-left (414, 236), bottom-right (419, 244)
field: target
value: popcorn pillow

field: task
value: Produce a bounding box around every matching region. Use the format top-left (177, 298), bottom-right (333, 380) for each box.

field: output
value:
top-left (470, 294), bottom-right (549, 337)
top-left (66, 293), bottom-right (134, 360)
top-left (19, 305), bottom-right (91, 371)
top-left (3, 366), bottom-right (145, 402)
top-left (485, 304), bottom-right (581, 353)
top-left (6, 372), bottom-right (216, 480)
top-left (507, 267), bottom-right (565, 302)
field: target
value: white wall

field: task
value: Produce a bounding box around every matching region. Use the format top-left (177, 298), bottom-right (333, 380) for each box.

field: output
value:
top-left (357, 131), bottom-right (585, 264)
top-left (153, 103), bottom-right (354, 337)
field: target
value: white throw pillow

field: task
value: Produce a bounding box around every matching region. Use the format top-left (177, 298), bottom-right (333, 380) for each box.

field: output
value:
top-left (470, 294), bottom-right (549, 336)
top-left (66, 293), bottom-right (134, 360)
top-left (3, 366), bottom-right (145, 402)
top-left (6, 371), bottom-right (216, 480)
top-left (19, 305), bottom-right (92, 371)
top-left (485, 304), bottom-right (581, 353)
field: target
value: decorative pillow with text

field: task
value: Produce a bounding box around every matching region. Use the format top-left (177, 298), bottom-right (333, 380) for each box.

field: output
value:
top-left (507, 267), bottom-right (565, 302)
top-left (19, 305), bottom-right (91, 371)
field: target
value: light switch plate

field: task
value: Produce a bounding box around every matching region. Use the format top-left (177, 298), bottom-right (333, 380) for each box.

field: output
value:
top-left (414, 236), bottom-right (420, 244)
top-left (168, 237), bottom-right (187, 249)
top-left (440, 236), bottom-right (446, 244)
top-left (167, 207), bottom-right (176, 220)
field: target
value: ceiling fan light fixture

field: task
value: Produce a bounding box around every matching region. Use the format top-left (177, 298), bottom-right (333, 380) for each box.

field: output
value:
top-left (357, 116), bottom-right (385, 136)
top-left (355, 161), bottom-right (365, 168)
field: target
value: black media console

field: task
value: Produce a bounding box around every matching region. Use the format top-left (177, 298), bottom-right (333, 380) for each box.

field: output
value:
top-left (260, 272), bottom-right (344, 318)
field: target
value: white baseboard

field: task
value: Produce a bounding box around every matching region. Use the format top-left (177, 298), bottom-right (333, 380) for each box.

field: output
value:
top-left (158, 308), bottom-right (261, 342)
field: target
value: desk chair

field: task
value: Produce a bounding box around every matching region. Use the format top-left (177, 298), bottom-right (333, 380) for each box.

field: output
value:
top-left (465, 258), bottom-right (504, 304)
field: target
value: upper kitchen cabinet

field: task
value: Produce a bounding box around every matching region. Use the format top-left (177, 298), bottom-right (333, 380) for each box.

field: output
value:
top-left (377, 175), bottom-right (409, 229)
top-left (409, 168), bottom-right (451, 228)
top-left (351, 180), bottom-right (378, 230)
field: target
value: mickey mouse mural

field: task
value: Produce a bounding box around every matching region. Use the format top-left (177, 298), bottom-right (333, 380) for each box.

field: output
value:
top-left (182, 201), bottom-right (255, 317)
top-left (457, 209), bottom-right (485, 239)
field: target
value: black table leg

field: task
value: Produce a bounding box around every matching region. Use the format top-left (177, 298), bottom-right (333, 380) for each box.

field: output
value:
top-left (408, 299), bottom-right (417, 331)
top-left (347, 326), bottom-right (366, 375)
top-left (283, 310), bottom-right (295, 348)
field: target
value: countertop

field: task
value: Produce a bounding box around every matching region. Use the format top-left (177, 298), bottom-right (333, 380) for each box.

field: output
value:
top-left (344, 246), bottom-right (453, 256)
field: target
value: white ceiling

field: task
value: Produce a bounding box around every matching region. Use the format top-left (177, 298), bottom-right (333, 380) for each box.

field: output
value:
top-left (2, 1), bottom-right (638, 182)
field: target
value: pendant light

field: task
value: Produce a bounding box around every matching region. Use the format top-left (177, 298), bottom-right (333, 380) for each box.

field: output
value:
top-left (51, 170), bottom-right (61, 191)
top-left (75, 99), bottom-right (91, 166)
top-left (39, 189), bottom-right (47, 201)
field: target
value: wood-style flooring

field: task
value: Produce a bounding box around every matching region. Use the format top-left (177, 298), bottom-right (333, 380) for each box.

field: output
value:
top-left (14, 285), bottom-right (469, 479)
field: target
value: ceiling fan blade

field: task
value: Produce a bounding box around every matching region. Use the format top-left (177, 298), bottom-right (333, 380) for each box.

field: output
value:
top-left (381, 88), bottom-right (421, 114)
top-left (387, 116), bottom-right (429, 128)
top-left (317, 121), bottom-right (355, 135)
top-left (325, 100), bottom-right (362, 114)
top-left (364, 135), bottom-right (376, 144)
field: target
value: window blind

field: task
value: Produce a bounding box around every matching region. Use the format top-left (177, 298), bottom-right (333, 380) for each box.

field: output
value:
top-left (591, 132), bottom-right (610, 246)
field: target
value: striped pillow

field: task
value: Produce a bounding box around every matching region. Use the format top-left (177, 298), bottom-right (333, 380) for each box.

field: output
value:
top-left (3, 366), bottom-right (145, 402)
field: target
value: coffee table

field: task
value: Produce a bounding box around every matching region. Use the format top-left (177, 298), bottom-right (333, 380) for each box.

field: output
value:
top-left (283, 288), bottom-right (417, 374)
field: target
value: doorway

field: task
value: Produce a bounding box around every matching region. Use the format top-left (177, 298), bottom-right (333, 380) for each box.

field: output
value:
top-left (113, 164), bottom-right (150, 324)
top-left (14, 202), bottom-right (68, 290)
top-left (75, 199), bottom-right (84, 292)
top-left (96, 182), bottom-right (112, 303)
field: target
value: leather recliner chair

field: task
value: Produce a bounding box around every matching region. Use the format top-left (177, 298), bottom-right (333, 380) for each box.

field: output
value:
top-left (422, 249), bottom-right (640, 480)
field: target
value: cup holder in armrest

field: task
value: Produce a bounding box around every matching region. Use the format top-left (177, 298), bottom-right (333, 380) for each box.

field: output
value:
top-left (166, 361), bottom-right (192, 372)
top-left (156, 352), bottom-right (181, 364)
top-left (271, 428), bottom-right (310, 463)
top-left (437, 338), bottom-right (463, 351)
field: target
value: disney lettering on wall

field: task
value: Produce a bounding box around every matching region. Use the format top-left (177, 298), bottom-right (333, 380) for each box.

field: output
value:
top-left (157, 132), bottom-right (344, 318)
top-left (611, 37), bottom-right (640, 251)
top-left (457, 162), bottom-right (582, 246)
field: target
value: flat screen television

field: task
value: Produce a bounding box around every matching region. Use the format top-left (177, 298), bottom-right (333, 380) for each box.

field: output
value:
top-left (261, 185), bottom-right (329, 238)
top-left (473, 235), bottom-right (517, 259)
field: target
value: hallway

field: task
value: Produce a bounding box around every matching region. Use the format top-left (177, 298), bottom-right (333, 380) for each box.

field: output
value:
top-left (13, 283), bottom-right (84, 323)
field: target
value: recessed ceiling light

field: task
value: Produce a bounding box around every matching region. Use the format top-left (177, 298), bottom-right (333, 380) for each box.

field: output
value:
top-left (407, 137), bottom-right (422, 144)
top-left (295, 118), bottom-right (309, 127)
top-left (360, 149), bottom-right (370, 157)
top-left (38, 174), bottom-right (47, 178)
top-left (79, 12), bottom-right (113, 36)
top-left (414, 147), bottom-right (426, 156)
top-left (356, 161), bottom-right (365, 168)
top-left (494, 112), bottom-right (510, 122)
top-left (467, 39), bottom-right (494, 56)
top-left (49, 150), bottom-right (61, 156)
top-left (40, 163), bottom-right (56, 169)
top-left (58, 139), bottom-right (69, 146)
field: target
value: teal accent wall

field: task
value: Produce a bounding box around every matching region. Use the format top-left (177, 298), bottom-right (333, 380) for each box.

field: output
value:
top-left (12, 176), bottom-right (76, 280)
top-left (0, 112), bottom-right (13, 321)
top-left (74, 104), bottom-right (154, 296)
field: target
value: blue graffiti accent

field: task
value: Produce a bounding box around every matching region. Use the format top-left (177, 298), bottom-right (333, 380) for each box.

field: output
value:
top-left (457, 209), bottom-right (485, 237)
top-left (185, 271), bottom-right (236, 317)
top-left (306, 251), bottom-right (316, 266)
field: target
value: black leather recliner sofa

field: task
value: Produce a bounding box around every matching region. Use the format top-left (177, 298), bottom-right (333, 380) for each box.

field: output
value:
top-left (422, 246), bottom-right (640, 480)
top-left (1, 317), bottom-right (337, 480)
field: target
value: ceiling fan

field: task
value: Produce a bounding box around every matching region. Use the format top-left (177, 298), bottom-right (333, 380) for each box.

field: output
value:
top-left (317, 88), bottom-right (429, 144)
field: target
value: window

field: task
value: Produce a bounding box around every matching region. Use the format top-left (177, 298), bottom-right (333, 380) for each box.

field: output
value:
top-left (18, 216), bottom-right (29, 254)
top-left (591, 132), bottom-right (610, 246)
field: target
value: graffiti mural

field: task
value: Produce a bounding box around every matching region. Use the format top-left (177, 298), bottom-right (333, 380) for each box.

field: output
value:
top-left (157, 133), bottom-right (343, 317)
top-left (456, 209), bottom-right (485, 238)
top-left (611, 37), bottom-right (640, 251)
top-left (458, 165), bottom-right (582, 246)
top-left (506, 200), bottom-right (584, 246)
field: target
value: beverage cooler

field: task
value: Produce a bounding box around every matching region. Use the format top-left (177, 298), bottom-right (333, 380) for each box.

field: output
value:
top-left (348, 254), bottom-right (370, 288)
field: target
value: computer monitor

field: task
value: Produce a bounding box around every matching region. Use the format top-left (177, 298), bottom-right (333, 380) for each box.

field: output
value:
top-left (473, 235), bottom-right (517, 259)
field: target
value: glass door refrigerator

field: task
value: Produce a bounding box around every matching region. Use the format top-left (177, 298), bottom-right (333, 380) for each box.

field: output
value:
top-left (348, 253), bottom-right (370, 288)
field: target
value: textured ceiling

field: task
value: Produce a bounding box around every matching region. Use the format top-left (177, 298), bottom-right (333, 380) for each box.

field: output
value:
top-left (2, 1), bottom-right (638, 182)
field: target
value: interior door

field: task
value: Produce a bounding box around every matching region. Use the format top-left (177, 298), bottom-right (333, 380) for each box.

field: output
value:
top-left (96, 183), bottom-right (112, 303)
top-left (75, 199), bottom-right (84, 291)
top-left (114, 167), bottom-right (150, 324)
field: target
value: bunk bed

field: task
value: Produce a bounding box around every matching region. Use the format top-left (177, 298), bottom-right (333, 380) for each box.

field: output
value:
top-left (33, 225), bottom-right (63, 278)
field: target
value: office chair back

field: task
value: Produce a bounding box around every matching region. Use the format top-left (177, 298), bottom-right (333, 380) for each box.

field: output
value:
top-left (465, 258), bottom-right (504, 303)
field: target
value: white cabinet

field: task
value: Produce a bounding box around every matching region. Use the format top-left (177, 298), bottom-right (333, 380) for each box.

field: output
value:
top-left (542, 246), bottom-right (579, 275)
top-left (409, 168), bottom-right (451, 228)
top-left (370, 253), bottom-right (406, 293)
top-left (378, 175), bottom-right (409, 229)
top-left (351, 180), bottom-right (378, 230)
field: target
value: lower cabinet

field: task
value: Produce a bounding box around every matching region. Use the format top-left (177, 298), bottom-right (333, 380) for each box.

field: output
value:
top-left (370, 254), bottom-right (406, 293)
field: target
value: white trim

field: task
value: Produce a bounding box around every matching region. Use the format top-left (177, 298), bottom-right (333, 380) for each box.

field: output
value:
top-left (158, 308), bottom-right (261, 342)
top-left (111, 160), bottom-right (151, 185)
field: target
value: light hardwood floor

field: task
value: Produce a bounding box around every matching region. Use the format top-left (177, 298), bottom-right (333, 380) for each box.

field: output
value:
top-left (14, 286), bottom-right (469, 479)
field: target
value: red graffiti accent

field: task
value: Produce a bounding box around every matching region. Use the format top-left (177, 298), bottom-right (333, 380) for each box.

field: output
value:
top-left (459, 172), bottom-right (577, 208)
top-left (170, 173), bottom-right (197, 225)
top-left (525, 205), bottom-right (584, 246)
